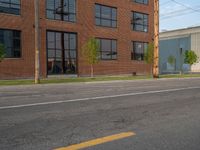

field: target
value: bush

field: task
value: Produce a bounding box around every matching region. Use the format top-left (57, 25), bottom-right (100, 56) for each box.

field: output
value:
top-left (184, 50), bottom-right (199, 65)
top-left (168, 55), bottom-right (176, 65)
top-left (0, 43), bottom-right (5, 62)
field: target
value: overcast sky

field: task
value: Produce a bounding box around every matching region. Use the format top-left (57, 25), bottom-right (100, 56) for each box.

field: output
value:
top-left (160, 0), bottom-right (200, 31)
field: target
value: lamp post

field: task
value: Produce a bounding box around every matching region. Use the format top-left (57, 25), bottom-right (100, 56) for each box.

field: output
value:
top-left (34, 0), bottom-right (40, 84)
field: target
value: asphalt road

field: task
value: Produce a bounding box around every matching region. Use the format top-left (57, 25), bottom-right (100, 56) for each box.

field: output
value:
top-left (0, 78), bottom-right (200, 150)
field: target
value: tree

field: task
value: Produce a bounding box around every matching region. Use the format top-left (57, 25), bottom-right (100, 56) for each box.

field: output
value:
top-left (184, 50), bottom-right (199, 65)
top-left (82, 38), bottom-right (100, 77)
top-left (0, 43), bottom-right (5, 62)
top-left (144, 43), bottom-right (154, 75)
top-left (168, 55), bottom-right (176, 66)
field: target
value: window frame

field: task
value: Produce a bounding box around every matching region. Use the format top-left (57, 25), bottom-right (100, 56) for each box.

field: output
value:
top-left (0, 0), bottom-right (21, 15)
top-left (132, 41), bottom-right (148, 61)
top-left (46, 0), bottom-right (76, 23)
top-left (46, 30), bottom-right (78, 75)
top-left (95, 3), bottom-right (117, 28)
top-left (96, 38), bottom-right (117, 60)
top-left (0, 28), bottom-right (21, 59)
top-left (134, 0), bottom-right (148, 5)
top-left (132, 11), bottom-right (149, 32)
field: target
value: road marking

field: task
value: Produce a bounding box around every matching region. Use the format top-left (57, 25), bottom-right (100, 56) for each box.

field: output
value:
top-left (55, 132), bottom-right (135, 150)
top-left (0, 86), bottom-right (199, 110)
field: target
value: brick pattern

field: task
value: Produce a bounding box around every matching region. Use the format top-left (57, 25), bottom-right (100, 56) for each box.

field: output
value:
top-left (0, 0), bottom-right (154, 79)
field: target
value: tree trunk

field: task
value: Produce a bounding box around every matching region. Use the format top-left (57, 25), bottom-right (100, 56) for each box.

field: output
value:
top-left (90, 64), bottom-right (94, 78)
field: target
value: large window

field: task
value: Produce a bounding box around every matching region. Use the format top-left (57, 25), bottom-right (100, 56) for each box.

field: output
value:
top-left (132, 41), bottom-right (147, 61)
top-left (0, 29), bottom-right (21, 58)
top-left (47, 31), bottom-right (77, 74)
top-left (0, 0), bottom-right (20, 15)
top-left (46, 0), bottom-right (76, 22)
top-left (97, 38), bottom-right (117, 60)
top-left (132, 12), bottom-right (148, 32)
top-left (95, 4), bottom-right (117, 28)
top-left (134, 0), bottom-right (148, 5)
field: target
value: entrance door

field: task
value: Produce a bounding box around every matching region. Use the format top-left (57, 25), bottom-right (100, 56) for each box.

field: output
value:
top-left (47, 31), bottom-right (77, 75)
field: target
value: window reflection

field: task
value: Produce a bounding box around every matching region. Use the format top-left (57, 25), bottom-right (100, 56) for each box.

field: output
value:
top-left (46, 0), bottom-right (76, 22)
top-left (96, 38), bottom-right (117, 60)
top-left (0, 0), bottom-right (20, 15)
top-left (95, 4), bottom-right (117, 28)
top-left (132, 12), bottom-right (148, 32)
top-left (47, 31), bottom-right (77, 75)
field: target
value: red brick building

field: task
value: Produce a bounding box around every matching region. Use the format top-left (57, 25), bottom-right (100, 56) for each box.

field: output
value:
top-left (0, 0), bottom-right (154, 79)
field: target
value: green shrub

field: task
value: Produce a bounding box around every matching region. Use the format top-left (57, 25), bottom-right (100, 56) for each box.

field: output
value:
top-left (184, 50), bottom-right (199, 65)
top-left (0, 43), bottom-right (5, 62)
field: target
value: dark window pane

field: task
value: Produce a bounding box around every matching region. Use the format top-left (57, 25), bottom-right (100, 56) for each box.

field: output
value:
top-left (96, 38), bottom-right (117, 60)
top-left (0, 0), bottom-right (20, 15)
top-left (132, 12), bottom-right (148, 32)
top-left (112, 21), bottom-right (117, 28)
top-left (55, 33), bottom-right (61, 49)
top-left (0, 29), bottom-right (21, 58)
top-left (46, 0), bottom-right (76, 22)
top-left (101, 19), bottom-right (111, 27)
top-left (47, 32), bottom-right (55, 49)
top-left (132, 41), bottom-right (148, 61)
top-left (69, 34), bottom-right (76, 49)
top-left (95, 4), bottom-right (117, 28)
top-left (95, 18), bottom-right (100, 25)
top-left (47, 10), bottom-right (54, 19)
top-left (47, 31), bottom-right (77, 75)
top-left (101, 6), bottom-right (111, 19)
top-left (134, 0), bottom-right (148, 5)
top-left (95, 5), bottom-right (100, 17)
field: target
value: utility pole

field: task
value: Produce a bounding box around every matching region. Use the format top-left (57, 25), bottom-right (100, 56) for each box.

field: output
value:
top-left (34, 0), bottom-right (40, 84)
top-left (153, 0), bottom-right (159, 78)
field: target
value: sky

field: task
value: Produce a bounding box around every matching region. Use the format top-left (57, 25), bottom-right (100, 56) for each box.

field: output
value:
top-left (160, 0), bottom-right (200, 31)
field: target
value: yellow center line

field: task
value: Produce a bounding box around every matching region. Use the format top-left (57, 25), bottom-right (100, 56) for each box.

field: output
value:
top-left (55, 132), bottom-right (136, 150)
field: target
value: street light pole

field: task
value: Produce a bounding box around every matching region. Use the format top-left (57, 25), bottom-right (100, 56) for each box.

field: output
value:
top-left (34, 0), bottom-right (40, 84)
top-left (153, 0), bottom-right (159, 78)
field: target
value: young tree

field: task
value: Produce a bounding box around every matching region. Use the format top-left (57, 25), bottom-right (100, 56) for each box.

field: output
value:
top-left (168, 55), bottom-right (176, 66)
top-left (0, 43), bottom-right (5, 62)
top-left (144, 43), bottom-right (154, 75)
top-left (82, 38), bottom-right (100, 77)
top-left (184, 50), bottom-right (199, 65)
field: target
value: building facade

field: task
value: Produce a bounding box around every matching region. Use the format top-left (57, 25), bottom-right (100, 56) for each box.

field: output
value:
top-left (0, 0), bottom-right (154, 79)
top-left (159, 26), bottom-right (200, 74)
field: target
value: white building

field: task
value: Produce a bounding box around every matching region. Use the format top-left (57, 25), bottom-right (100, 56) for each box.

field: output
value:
top-left (159, 26), bottom-right (200, 73)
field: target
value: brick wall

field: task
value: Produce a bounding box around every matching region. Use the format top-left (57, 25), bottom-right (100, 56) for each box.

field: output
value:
top-left (0, 0), bottom-right (154, 79)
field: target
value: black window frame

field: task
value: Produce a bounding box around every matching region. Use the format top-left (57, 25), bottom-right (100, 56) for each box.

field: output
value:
top-left (46, 0), bottom-right (76, 22)
top-left (46, 30), bottom-right (77, 75)
top-left (134, 0), bottom-right (148, 5)
top-left (95, 4), bottom-right (117, 28)
top-left (96, 38), bottom-right (117, 60)
top-left (132, 11), bottom-right (149, 32)
top-left (0, 28), bottom-right (21, 58)
top-left (0, 0), bottom-right (21, 15)
top-left (132, 41), bottom-right (148, 61)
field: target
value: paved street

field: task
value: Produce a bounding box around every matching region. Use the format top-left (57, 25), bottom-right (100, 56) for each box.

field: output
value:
top-left (0, 78), bottom-right (200, 150)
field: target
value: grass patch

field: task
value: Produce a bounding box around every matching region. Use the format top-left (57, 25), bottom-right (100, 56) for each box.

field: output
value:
top-left (0, 76), bottom-right (151, 86)
top-left (0, 74), bottom-right (200, 86)
top-left (160, 74), bottom-right (200, 78)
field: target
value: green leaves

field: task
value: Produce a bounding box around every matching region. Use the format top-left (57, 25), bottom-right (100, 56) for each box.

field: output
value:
top-left (144, 43), bottom-right (154, 64)
top-left (184, 50), bottom-right (199, 65)
top-left (82, 38), bottom-right (100, 65)
top-left (168, 55), bottom-right (176, 65)
top-left (0, 43), bottom-right (5, 62)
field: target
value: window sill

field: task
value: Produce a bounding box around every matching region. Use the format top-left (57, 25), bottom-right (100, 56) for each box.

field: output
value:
top-left (3, 57), bottom-right (23, 61)
top-left (0, 12), bottom-right (20, 17)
